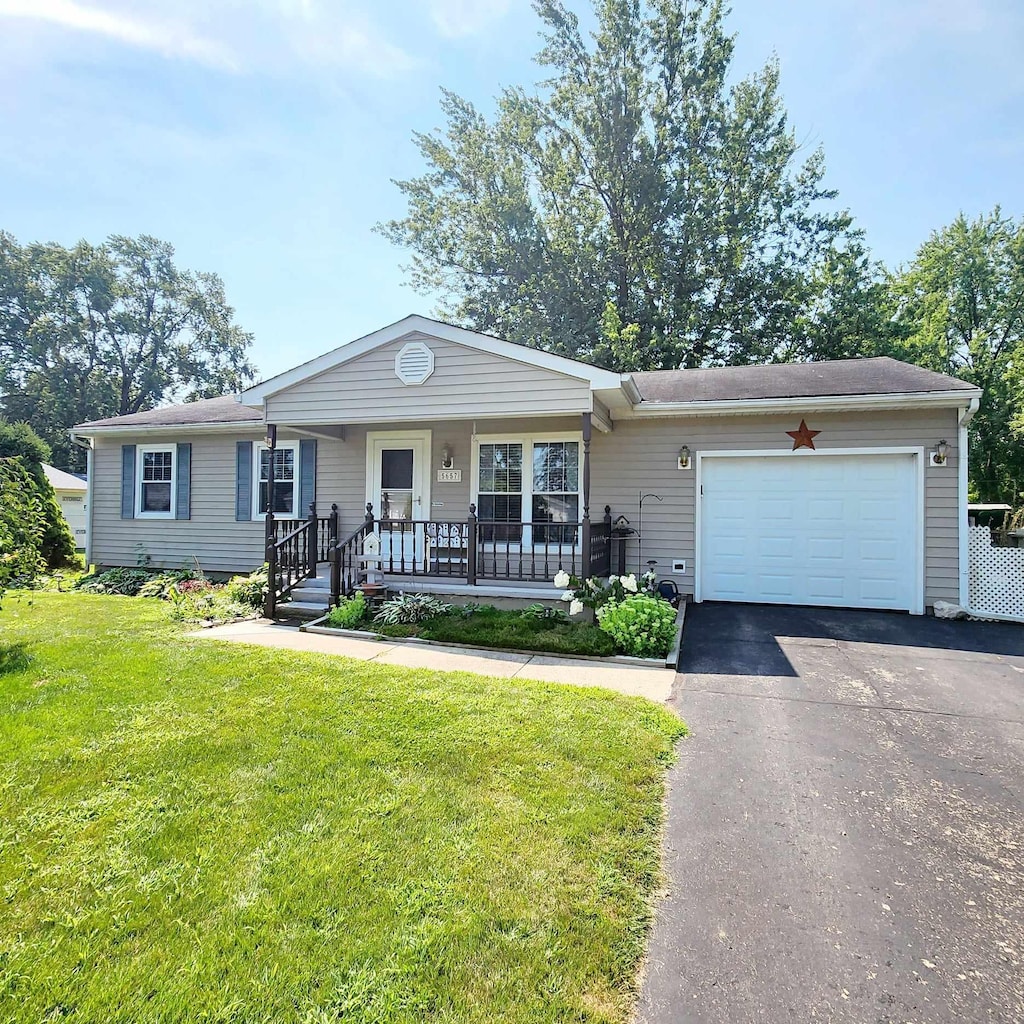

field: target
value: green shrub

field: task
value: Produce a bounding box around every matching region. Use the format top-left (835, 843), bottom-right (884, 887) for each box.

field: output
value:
top-left (374, 593), bottom-right (452, 625)
top-left (137, 569), bottom-right (198, 598)
top-left (225, 565), bottom-right (269, 609)
top-left (326, 592), bottom-right (367, 629)
top-left (0, 420), bottom-right (76, 569)
top-left (597, 594), bottom-right (677, 658)
top-left (0, 457), bottom-right (47, 605)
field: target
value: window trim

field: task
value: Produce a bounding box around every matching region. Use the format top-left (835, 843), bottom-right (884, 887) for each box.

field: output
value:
top-left (135, 444), bottom-right (177, 519)
top-left (471, 431), bottom-right (583, 548)
top-left (252, 440), bottom-right (300, 520)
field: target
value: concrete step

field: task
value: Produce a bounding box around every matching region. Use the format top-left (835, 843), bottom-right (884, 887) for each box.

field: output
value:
top-left (290, 586), bottom-right (331, 602)
top-left (277, 600), bottom-right (329, 620)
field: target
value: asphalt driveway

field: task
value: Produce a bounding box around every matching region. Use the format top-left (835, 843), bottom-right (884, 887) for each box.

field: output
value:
top-left (638, 603), bottom-right (1024, 1024)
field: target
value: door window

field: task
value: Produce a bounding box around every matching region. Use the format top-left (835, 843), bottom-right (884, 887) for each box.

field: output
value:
top-left (381, 448), bottom-right (414, 520)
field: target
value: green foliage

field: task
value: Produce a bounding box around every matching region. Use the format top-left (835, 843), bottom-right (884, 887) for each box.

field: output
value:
top-left (0, 232), bottom-right (256, 473)
top-left (0, 457), bottom-right (47, 604)
top-left (326, 591), bottom-right (368, 629)
top-left (165, 579), bottom-right (252, 623)
top-left (597, 594), bottom-right (678, 659)
top-left (374, 592), bottom-right (453, 625)
top-left (883, 209), bottom-right (1024, 502)
top-left (137, 569), bottom-right (199, 599)
top-left (76, 566), bottom-right (156, 596)
top-left (379, 0), bottom-right (861, 369)
top-left (0, 592), bottom-right (685, 1022)
top-left (0, 419), bottom-right (76, 568)
top-left (224, 564), bottom-right (269, 609)
top-left (374, 606), bottom-right (617, 657)
top-left (520, 602), bottom-right (569, 624)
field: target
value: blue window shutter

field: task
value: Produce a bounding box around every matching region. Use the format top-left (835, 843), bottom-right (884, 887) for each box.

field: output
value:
top-left (121, 444), bottom-right (136, 519)
top-left (299, 439), bottom-right (317, 516)
top-left (175, 443), bottom-right (192, 520)
top-left (236, 440), bottom-right (253, 521)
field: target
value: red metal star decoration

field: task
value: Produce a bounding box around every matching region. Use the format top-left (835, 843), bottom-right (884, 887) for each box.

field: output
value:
top-left (786, 419), bottom-right (820, 450)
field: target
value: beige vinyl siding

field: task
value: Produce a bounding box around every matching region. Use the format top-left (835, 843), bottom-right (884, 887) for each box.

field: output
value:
top-left (91, 432), bottom-right (267, 572)
top-left (265, 333), bottom-right (592, 424)
top-left (91, 408), bottom-right (964, 606)
top-left (589, 407), bottom-right (963, 608)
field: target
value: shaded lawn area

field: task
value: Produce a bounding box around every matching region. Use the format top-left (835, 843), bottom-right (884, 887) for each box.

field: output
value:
top-left (0, 593), bottom-right (686, 1024)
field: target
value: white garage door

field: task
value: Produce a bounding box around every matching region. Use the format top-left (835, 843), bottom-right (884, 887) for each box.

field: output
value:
top-left (699, 453), bottom-right (920, 612)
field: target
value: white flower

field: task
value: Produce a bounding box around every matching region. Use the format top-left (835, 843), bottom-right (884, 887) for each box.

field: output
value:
top-left (608, 576), bottom-right (618, 586)
top-left (621, 575), bottom-right (638, 593)
top-left (569, 599), bottom-right (584, 617)
top-left (561, 590), bottom-right (573, 602)
top-left (553, 570), bottom-right (571, 589)
top-left (587, 577), bottom-right (600, 590)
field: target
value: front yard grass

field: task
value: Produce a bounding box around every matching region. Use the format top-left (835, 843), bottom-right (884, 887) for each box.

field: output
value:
top-left (0, 592), bottom-right (685, 1023)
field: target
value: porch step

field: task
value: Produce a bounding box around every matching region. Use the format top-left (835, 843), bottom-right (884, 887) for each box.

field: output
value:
top-left (290, 585), bottom-right (331, 602)
top-left (277, 600), bottom-right (329, 621)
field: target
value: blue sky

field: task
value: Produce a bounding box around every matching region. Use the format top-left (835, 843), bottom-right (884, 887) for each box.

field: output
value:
top-left (2, 0), bottom-right (1022, 380)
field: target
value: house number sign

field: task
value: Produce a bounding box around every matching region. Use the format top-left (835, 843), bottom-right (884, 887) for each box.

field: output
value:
top-left (437, 468), bottom-right (462, 482)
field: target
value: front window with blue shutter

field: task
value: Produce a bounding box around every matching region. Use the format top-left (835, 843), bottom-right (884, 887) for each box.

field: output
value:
top-left (136, 445), bottom-right (176, 518)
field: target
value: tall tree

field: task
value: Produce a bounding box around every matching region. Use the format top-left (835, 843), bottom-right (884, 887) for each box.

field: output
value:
top-left (380, 0), bottom-right (864, 369)
top-left (886, 209), bottom-right (1024, 502)
top-left (0, 233), bottom-right (256, 472)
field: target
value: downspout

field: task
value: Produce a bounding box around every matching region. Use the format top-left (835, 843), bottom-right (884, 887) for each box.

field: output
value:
top-left (69, 433), bottom-right (94, 567)
top-left (957, 398), bottom-right (980, 609)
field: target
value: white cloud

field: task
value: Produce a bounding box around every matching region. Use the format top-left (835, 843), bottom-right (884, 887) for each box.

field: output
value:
top-left (0, 0), bottom-right (416, 79)
top-left (425, 0), bottom-right (510, 38)
top-left (0, 0), bottom-right (238, 69)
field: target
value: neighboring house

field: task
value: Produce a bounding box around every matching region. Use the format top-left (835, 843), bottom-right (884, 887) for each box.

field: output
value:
top-left (72, 315), bottom-right (982, 615)
top-left (43, 463), bottom-right (89, 553)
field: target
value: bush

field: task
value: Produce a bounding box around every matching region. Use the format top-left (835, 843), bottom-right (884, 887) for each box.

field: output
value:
top-left (224, 565), bottom-right (269, 609)
top-left (519, 602), bottom-right (569, 625)
top-left (137, 569), bottom-right (198, 598)
top-left (0, 420), bottom-right (77, 569)
top-left (374, 593), bottom-right (452, 625)
top-left (326, 592), bottom-right (367, 629)
top-left (0, 457), bottom-right (47, 605)
top-left (597, 593), bottom-right (677, 659)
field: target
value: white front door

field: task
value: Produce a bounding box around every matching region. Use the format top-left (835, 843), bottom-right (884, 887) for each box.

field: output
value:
top-left (367, 431), bottom-right (432, 572)
top-left (699, 452), bottom-right (922, 612)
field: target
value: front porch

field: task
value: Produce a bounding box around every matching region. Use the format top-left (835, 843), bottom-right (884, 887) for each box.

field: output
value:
top-left (261, 410), bottom-right (615, 617)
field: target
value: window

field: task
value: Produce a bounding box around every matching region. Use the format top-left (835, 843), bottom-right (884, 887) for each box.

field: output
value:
top-left (475, 436), bottom-right (581, 545)
top-left (477, 442), bottom-right (523, 542)
top-left (254, 442), bottom-right (298, 518)
top-left (136, 446), bottom-right (175, 518)
top-left (532, 440), bottom-right (579, 545)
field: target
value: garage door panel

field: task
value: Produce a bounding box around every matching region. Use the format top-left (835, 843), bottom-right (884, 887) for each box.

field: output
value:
top-left (701, 454), bottom-right (918, 612)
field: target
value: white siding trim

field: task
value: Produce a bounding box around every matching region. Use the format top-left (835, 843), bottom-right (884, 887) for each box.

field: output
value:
top-left (135, 443), bottom-right (177, 519)
top-left (252, 440), bottom-right (300, 520)
top-left (695, 447), bottom-right (926, 615)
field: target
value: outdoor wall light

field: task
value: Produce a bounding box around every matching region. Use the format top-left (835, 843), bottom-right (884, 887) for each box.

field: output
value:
top-left (931, 439), bottom-right (949, 466)
top-left (677, 444), bottom-right (691, 470)
top-left (265, 424), bottom-right (277, 450)
top-left (441, 444), bottom-right (454, 469)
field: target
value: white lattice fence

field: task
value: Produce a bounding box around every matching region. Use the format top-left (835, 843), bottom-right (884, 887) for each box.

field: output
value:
top-left (968, 525), bottom-right (1024, 621)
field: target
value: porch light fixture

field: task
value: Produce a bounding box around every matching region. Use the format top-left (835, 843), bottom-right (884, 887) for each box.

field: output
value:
top-left (931, 439), bottom-right (949, 466)
top-left (677, 444), bottom-right (691, 470)
top-left (265, 424), bottom-right (277, 450)
top-left (441, 443), bottom-right (454, 469)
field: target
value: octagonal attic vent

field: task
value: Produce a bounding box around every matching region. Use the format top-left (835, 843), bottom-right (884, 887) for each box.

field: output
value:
top-left (395, 340), bottom-right (435, 385)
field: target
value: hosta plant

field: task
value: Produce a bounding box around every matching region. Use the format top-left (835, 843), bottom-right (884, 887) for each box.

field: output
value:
top-left (374, 593), bottom-right (452, 625)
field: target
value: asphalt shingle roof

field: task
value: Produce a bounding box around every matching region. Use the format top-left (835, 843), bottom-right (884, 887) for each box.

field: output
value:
top-left (75, 395), bottom-right (263, 429)
top-left (631, 357), bottom-right (976, 404)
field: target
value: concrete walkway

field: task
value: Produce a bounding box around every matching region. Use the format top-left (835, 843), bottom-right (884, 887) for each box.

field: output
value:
top-left (186, 620), bottom-right (673, 701)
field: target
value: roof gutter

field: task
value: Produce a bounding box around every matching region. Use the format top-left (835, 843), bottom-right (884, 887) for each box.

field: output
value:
top-left (621, 388), bottom-right (984, 419)
top-left (71, 421), bottom-right (265, 438)
top-left (959, 396), bottom-right (981, 426)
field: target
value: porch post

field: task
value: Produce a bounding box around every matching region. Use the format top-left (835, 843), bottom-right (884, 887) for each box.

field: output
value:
top-left (581, 412), bottom-right (592, 581)
top-left (467, 504), bottom-right (478, 586)
top-left (263, 423), bottom-right (278, 618)
top-left (328, 503), bottom-right (340, 607)
top-left (307, 501), bottom-right (317, 574)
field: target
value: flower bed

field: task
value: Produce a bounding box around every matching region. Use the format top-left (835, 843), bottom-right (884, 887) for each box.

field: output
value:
top-left (316, 578), bottom-right (680, 662)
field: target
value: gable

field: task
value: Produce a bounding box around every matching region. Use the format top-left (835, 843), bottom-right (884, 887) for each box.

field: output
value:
top-left (264, 332), bottom-right (593, 424)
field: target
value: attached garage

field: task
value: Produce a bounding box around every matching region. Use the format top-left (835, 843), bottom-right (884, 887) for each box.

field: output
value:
top-left (697, 450), bottom-right (923, 613)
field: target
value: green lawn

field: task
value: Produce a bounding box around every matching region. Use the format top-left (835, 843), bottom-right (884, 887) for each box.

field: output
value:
top-left (0, 593), bottom-right (685, 1024)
